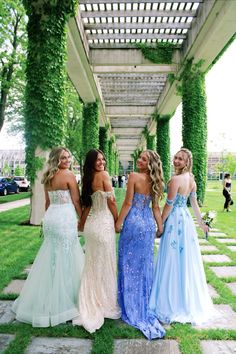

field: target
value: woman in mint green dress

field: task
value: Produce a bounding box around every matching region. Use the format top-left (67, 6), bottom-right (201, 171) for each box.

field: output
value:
top-left (12, 147), bottom-right (85, 327)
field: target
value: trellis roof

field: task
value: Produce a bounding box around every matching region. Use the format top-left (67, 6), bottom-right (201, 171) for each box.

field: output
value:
top-left (66, 0), bottom-right (236, 166)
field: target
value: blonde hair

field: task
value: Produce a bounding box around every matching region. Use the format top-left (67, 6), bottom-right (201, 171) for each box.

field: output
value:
top-left (42, 147), bottom-right (71, 186)
top-left (144, 150), bottom-right (165, 204)
top-left (175, 148), bottom-right (193, 175)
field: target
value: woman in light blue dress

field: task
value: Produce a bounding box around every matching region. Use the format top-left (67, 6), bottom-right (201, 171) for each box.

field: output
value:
top-left (12, 147), bottom-right (85, 327)
top-left (149, 148), bottom-right (214, 325)
top-left (116, 150), bottom-right (165, 340)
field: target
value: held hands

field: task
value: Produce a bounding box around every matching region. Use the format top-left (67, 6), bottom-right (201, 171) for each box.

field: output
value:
top-left (78, 220), bottom-right (84, 232)
top-left (156, 230), bottom-right (163, 238)
top-left (115, 221), bottom-right (122, 233)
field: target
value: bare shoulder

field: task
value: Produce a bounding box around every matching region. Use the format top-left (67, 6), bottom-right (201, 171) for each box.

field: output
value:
top-left (100, 170), bottom-right (110, 179)
top-left (169, 175), bottom-right (180, 185)
top-left (128, 172), bottom-right (138, 181)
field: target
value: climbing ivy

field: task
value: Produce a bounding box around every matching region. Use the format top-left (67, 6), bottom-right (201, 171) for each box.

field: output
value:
top-left (131, 148), bottom-right (142, 172)
top-left (181, 59), bottom-right (207, 205)
top-left (108, 135), bottom-right (115, 175)
top-left (135, 42), bottom-right (176, 64)
top-left (99, 124), bottom-right (109, 168)
top-left (82, 101), bottom-right (99, 159)
top-left (23, 0), bottom-right (78, 183)
top-left (155, 114), bottom-right (171, 183)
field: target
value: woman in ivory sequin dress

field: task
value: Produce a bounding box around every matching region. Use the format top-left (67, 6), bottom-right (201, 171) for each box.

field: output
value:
top-left (116, 150), bottom-right (165, 340)
top-left (73, 149), bottom-right (120, 333)
top-left (12, 147), bottom-right (85, 327)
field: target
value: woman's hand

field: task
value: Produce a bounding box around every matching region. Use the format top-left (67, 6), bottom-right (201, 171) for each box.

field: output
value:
top-left (200, 222), bottom-right (209, 234)
top-left (78, 221), bottom-right (84, 232)
top-left (156, 230), bottom-right (163, 238)
top-left (115, 221), bottom-right (122, 233)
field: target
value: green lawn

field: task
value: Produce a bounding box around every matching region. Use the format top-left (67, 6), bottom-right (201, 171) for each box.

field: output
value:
top-left (0, 192), bottom-right (31, 204)
top-left (0, 182), bottom-right (236, 354)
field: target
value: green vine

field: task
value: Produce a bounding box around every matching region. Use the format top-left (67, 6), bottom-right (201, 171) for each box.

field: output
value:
top-left (142, 126), bottom-right (156, 150)
top-left (155, 114), bottom-right (171, 183)
top-left (108, 135), bottom-right (115, 175)
top-left (23, 0), bottom-right (78, 183)
top-left (131, 148), bottom-right (142, 172)
top-left (82, 100), bottom-right (99, 159)
top-left (99, 124), bottom-right (109, 168)
top-left (207, 33), bottom-right (236, 73)
top-left (136, 42), bottom-right (176, 64)
top-left (181, 59), bottom-right (207, 205)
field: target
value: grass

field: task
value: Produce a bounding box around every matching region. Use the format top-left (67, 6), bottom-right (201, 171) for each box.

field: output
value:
top-left (0, 192), bottom-right (31, 204)
top-left (0, 182), bottom-right (236, 353)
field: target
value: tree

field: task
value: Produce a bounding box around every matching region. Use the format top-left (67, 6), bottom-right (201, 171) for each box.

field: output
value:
top-left (0, 0), bottom-right (27, 132)
top-left (2, 162), bottom-right (11, 176)
top-left (14, 164), bottom-right (24, 176)
top-left (214, 152), bottom-right (236, 177)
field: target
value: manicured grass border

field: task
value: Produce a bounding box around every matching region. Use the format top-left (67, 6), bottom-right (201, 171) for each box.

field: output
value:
top-left (0, 183), bottom-right (236, 353)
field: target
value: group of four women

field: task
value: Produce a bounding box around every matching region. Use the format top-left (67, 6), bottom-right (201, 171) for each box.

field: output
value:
top-left (12, 146), bottom-right (215, 339)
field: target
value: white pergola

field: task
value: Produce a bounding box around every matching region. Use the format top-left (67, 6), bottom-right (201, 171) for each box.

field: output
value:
top-left (66, 0), bottom-right (236, 166)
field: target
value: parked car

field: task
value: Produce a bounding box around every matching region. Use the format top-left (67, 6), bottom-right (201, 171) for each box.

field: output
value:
top-left (0, 177), bottom-right (20, 195)
top-left (13, 176), bottom-right (30, 192)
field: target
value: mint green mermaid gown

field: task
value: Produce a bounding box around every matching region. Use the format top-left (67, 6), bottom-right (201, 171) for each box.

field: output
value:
top-left (12, 190), bottom-right (85, 327)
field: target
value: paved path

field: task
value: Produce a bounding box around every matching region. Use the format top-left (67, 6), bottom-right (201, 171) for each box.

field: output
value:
top-left (0, 198), bottom-right (30, 213)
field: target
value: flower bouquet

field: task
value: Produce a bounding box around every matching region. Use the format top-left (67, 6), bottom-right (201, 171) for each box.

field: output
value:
top-left (201, 210), bottom-right (217, 240)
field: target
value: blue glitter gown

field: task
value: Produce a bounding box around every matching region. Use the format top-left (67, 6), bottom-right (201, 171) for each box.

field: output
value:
top-left (118, 192), bottom-right (165, 339)
top-left (149, 192), bottom-right (214, 325)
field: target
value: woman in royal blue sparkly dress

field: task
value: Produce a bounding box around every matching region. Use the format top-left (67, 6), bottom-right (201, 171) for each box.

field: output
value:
top-left (115, 150), bottom-right (166, 340)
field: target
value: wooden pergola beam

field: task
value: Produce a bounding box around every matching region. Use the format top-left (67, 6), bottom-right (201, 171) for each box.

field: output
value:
top-left (81, 10), bottom-right (197, 18)
top-left (85, 22), bottom-right (191, 30)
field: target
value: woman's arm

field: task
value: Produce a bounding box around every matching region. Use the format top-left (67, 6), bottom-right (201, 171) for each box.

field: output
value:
top-left (115, 173), bottom-right (135, 232)
top-left (189, 182), bottom-right (209, 234)
top-left (102, 171), bottom-right (119, 222)
top-left (152, 203), bottom-right (163, 236)
top-left (68, 173), bottom-right (82, 218)
top-left (79, 206), bottom-right (91, 231)
top-left (161, 176), bottom-right (179, 224)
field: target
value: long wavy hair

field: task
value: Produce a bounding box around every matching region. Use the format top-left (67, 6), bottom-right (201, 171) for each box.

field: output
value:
top-left (175, 148), bottom-right (193, 175)
top-left (42, 147), bottom-right (71, 186)
top-left (81, 149), bottom-right (106, 207)
top-left (144, 150), bottom-right (165, 204)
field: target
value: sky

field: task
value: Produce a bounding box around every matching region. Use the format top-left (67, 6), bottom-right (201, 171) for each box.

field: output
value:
top-left (170, 39), bottom-right (236, 154)
top-left (0, 40), bottom-right (235, 154)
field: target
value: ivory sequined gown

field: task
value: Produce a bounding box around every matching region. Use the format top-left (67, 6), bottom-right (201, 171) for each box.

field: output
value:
top-left (73, 190), bottom-right (120, 333)
top-left (12, 190), bottom-right (85, 327)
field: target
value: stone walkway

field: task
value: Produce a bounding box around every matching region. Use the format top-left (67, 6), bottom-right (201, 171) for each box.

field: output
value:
top-left (0, 198), bottom-right (30, 213)
top-left (0, 221), bottom-right (236, 353)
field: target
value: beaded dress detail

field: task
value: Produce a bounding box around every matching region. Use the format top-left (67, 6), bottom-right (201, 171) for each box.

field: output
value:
top-left (12, 190), bottom-right (85, 327)
top-left (73, 190), bottom-right (120, 333)
top-left (149, 192), bottom-right (214, 325)
top-left (118, 192), bottom-right (165, 340)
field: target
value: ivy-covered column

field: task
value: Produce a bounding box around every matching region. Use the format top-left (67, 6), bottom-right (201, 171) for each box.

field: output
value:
top-left (82, 101), bottom-right (99, 158)
top-left (156, 114), bottom-right (171, 183)
top-left (23, 0), bottom-right (77, 225)
top-left (182, 60), bottom-right (207, 205)
top-left (147, 134), bottom-right (156, 150)
top-left (99, 125), bottom-right (109, 163)
top-left (108, 136), bottom-right (115, 175)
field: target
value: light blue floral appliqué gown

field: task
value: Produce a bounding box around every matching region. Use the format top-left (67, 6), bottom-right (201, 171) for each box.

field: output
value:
top-left (12, 190), bottom-right (85, 327)
top-left (118, 192), bottom-right (165, 340)
top-left (149, 192), bottom-right (214, 325)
